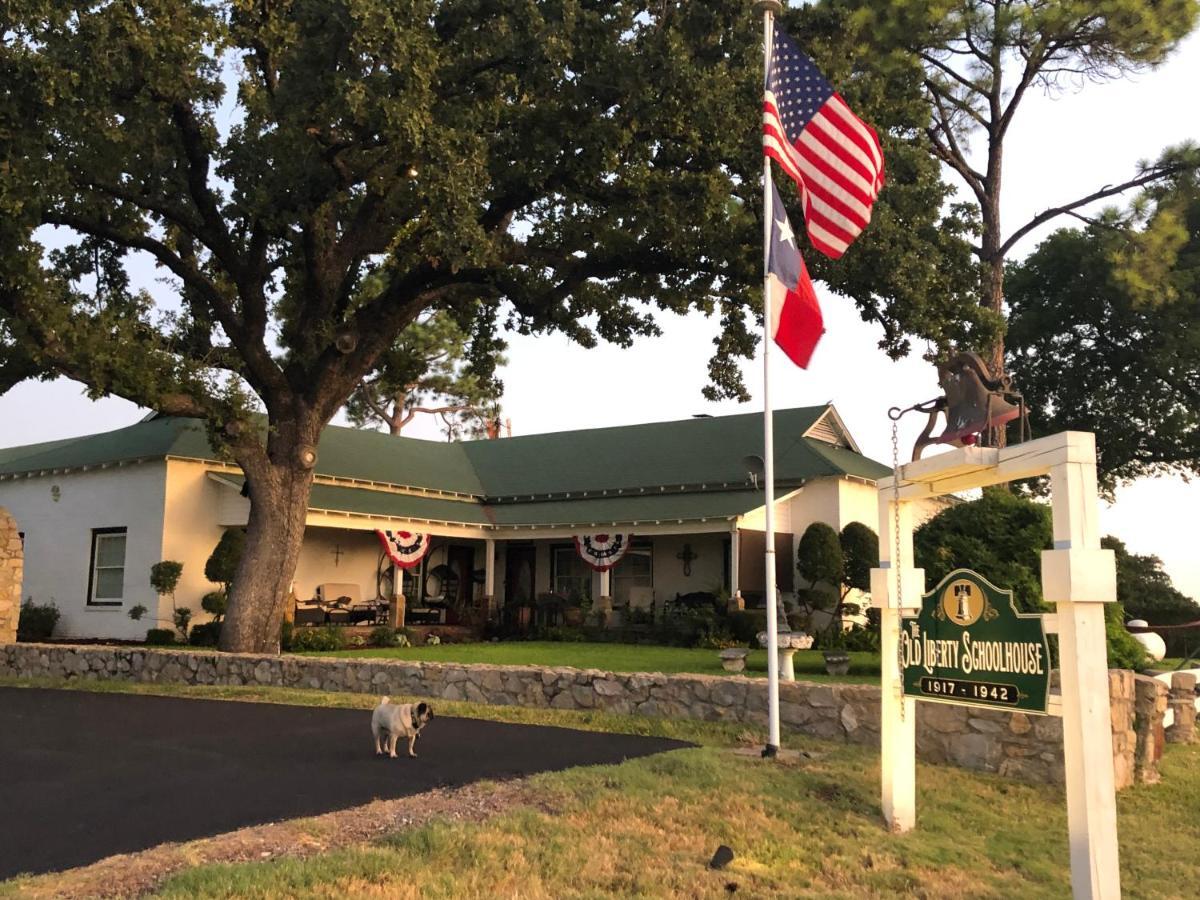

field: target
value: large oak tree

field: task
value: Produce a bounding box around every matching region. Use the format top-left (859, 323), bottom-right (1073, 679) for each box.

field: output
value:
top-left (0, 0), bottom-right (990, 652)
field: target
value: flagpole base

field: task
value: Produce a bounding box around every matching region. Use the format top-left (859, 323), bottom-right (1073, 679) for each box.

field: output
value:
top-left (761, 743), bottom-right (779, 759)
top-left (753, 0), bottom-right (784, 14)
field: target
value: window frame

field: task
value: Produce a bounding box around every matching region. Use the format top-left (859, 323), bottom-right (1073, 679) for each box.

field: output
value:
top-left (550, 543), bottom-right (593, 603)
top-left (87, 527), bottom-right (128, 608)
top-left (610, 540), bottom-right (654, 605)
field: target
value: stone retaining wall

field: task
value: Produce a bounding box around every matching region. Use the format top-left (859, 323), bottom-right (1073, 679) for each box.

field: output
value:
top-left (0, 643), bottom-right (1156, 787)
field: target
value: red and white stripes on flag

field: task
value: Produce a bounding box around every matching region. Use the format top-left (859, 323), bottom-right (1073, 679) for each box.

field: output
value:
top-left (762, 29), bottom-right (884, 259)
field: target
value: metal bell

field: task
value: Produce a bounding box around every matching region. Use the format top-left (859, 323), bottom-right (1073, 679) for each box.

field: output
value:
top-left (903, 352), bottom-right (1027, 461)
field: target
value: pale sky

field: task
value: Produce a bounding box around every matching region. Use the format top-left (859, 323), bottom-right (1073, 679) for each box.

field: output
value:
top-left (1, 25), bottom-right (1197, 601)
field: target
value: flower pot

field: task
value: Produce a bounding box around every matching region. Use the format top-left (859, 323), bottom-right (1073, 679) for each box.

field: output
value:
top-left (563, 607), bottom-right (585, 627)
top-left (823, 651), bottom-right (851, 677)
top-left (719, 648), bottom-right (750, 673)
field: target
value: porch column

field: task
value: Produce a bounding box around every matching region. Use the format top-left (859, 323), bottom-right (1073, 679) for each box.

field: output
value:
top-left (484, 538), bottom-right (496, 615)
top-left (599, 567), bottom-right (611, 598)
top-left (730, 525), bottom-right (741, 607)
top-left (389, 561), bottom-right (406, 629)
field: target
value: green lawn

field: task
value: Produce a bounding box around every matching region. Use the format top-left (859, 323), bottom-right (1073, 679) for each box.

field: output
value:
top-left (302, 641), bottom-right (881, 682)
top-left (1150, 658), bottom-right (1196, 672)
top-left (2, 677), bottom-right (1196, 899)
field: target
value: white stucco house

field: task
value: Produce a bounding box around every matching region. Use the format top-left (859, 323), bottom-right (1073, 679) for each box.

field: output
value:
top-left (0, 404), bottom-right (932, 640)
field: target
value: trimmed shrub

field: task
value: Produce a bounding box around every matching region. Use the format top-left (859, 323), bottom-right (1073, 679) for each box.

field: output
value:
top-left (797, 522), bottom-right (843, 589)
top-left (17, 600), bottom-right (60, 642)
top-left (368, 625), bottom-right (399, 647)
top-left (841, 625), bottom-right (880, 653)
top-left (288, 626), bottom-right (347, 652)
top-left (200, 590), bottom-right (227, 620)
top-left (189, 621), bottom-right (222, 647)
top-left (538, 626), bottom-right (588, 642)
top-left (728, 610), bottom-right (768, 645)
top-left (145, 628), bottom-right (175, 645)
top-left (149, 561), bottom-right (184, 597)
top-left (204, 529), bottom-right (245, 593)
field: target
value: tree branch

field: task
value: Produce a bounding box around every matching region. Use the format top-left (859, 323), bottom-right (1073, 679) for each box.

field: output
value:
top-left (999, 164), bottom-right (1192, 257)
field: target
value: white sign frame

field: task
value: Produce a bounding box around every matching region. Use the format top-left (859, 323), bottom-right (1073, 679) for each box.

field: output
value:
top-left (871, 431), bottom-right (1119, 899)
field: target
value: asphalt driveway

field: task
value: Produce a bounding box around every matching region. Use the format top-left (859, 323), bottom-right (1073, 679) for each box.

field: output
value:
top-left (0, 687), bottom-right (690, 879)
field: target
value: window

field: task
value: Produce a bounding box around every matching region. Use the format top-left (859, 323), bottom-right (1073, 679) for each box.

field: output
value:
top-left (88, 528), bottom-right (127, 606)
top-left (551, 545), bottom-right (592, 603)
top-left (611, 542), bottom-right (653, 605)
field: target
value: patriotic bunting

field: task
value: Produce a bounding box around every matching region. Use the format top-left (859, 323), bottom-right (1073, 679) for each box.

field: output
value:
top-left (574, 534), bottom-right (633, 571)
top-left (375, 529), bottom-right (432, 569)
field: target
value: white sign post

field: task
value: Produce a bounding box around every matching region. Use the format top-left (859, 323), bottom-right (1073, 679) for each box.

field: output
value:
top-left (872, 431), bottom-right (1120, 899)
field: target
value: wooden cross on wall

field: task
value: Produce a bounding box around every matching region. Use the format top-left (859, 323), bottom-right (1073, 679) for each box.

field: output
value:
top-left (676, 543), bottom-right (697, 577)
top-left (331, 544), bottom-right (344, 567)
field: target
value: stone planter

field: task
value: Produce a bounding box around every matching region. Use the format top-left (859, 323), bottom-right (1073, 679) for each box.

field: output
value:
top-left (719, 648), bottom-right (750, 673)
top-left (823, 651), bottom-right (851, 676)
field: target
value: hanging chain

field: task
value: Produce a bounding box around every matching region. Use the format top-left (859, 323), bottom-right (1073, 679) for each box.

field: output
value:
top-left (891, 418), bottom-right (906, 722)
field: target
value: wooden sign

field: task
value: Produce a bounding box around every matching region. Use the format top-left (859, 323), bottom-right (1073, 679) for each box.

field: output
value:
top-left (900, 569), bottom-right (1050, 714)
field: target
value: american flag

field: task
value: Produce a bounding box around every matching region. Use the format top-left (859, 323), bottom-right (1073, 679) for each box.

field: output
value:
top-left (762, 29), bottom-right (885, 259)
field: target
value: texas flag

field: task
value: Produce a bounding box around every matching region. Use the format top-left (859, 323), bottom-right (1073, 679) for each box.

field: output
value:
top-left (768, 184), bottom-right (823, 368)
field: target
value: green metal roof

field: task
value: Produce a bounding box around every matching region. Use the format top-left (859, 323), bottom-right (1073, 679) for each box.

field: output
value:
top-left (0, 405), bottom-right (890, 528)
top-left (461, 406), bottom-right (835, 496)
top-left (210, 474), bottom-right (491, 526)
top-left (0, 416), bottom-right (198, 474)
top-left (0, 416), bottom-right (484, 495)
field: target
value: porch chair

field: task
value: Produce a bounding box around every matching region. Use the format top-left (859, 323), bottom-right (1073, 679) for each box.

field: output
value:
top-left (293, 595), bottom-right (326, 626)
top-left (316, 582), bottom-right (375, 625)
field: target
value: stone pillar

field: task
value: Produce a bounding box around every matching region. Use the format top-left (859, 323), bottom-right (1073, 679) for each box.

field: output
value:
top-left (1133, 674), bottom-right (1168, 784)
top-left (0, 507), bottom-right (21, 644)
top-left (1107, 670), bottom-right (1137, 790)
top-left (1166, 672), bottom-right (1197, 745)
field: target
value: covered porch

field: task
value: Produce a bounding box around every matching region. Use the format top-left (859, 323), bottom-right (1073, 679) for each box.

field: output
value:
top-left (205, 470), bottom-right (800, 638)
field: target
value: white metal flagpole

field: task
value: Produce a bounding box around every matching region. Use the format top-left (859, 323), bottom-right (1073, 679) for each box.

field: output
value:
top-left (757, 0), bottom-right (784, 757)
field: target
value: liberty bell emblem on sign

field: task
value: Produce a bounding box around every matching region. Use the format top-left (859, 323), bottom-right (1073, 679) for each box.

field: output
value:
top-left (953, 583), bottom-right (973, 624)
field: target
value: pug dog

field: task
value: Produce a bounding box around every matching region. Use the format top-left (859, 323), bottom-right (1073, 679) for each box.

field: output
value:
top-left (371, 697), bottom-right (434, 758)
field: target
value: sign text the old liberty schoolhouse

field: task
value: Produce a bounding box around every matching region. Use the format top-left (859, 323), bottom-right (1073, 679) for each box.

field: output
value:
top-left (900, 569), bottom-right (1050, 714)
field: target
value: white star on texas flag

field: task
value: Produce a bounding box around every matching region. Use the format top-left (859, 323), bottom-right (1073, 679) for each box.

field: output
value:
top-left (775, 214), bottom-right (795, 247)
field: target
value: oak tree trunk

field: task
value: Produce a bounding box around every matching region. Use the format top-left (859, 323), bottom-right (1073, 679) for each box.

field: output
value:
top-left (218, 418), bottom-right (318, 654)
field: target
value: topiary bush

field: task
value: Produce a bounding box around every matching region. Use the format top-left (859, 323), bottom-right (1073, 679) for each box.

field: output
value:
top-left (204, 529), bottom-right (245, 593)
top-left (728, 610), bottom-right (768, 645)
top-left (189, 621), bottom-right (222, 647)
top-left (145, 628), bottom-right (175, 645)
top-left (17, 599), bottom-right (60, 642)
top-left (149, 561), bottom-right (184, 597)
top-left (288, 626), bottom-right (347, 652)
top-left (200, 590), bottom-right (227, 621)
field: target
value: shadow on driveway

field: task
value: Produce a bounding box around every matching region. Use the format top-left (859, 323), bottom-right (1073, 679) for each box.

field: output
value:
top-left (0, 687), bottom-right (691, 879)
